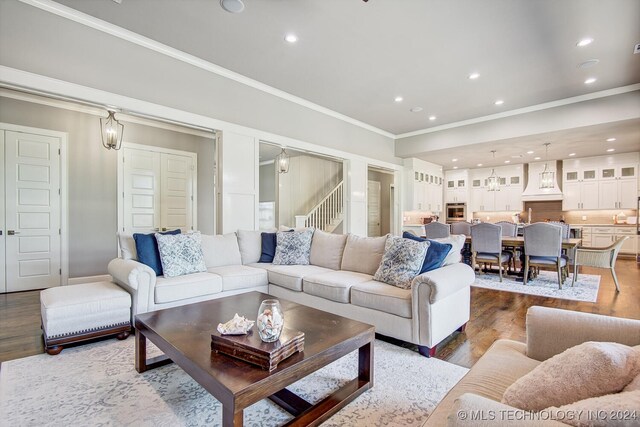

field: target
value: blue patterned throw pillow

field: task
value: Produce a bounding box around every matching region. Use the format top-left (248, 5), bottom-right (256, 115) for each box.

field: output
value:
top-left (155, 231), bottom-right (207, 277)
top-left (374, 235), bottom-right (429, 289)
top-left (402, 232), bottom-right (452, 274)
top-left (272, 228), bottom-right (314, 265)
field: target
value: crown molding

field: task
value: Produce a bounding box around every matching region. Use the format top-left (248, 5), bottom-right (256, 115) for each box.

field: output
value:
top-left (396, 84), bottom-right (640, 139)
top-left (17, 0), bottom-right (395, 139)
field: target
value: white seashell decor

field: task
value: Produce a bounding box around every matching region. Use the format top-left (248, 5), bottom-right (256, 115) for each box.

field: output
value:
top-left (216, 313), bottom-right (255, 335)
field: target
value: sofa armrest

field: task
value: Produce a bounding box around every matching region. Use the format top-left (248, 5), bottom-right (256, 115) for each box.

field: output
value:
top-left (445, 393), bottom-right (566, 426)
top-left (526, 306), bottom-right (640, 361)
top-left (107, 258), bottom-right (156, 316)
top-left (413, 263), bottom-right (475, 304)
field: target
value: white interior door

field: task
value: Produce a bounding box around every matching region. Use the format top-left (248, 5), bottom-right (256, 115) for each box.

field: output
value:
top-left (5, 131), bottom-right (61, 292)
top-left (0, 132), bottom-right (5, 293)
top-left (123, 147), bottom-right (161, 234)
top-left (161, 153), bottom-right (194, 231)
top-left (367, 180), bottom-right (381, 237)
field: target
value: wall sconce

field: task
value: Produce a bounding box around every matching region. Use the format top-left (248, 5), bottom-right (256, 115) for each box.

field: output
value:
top-left (277, 148), bottom-right (290, 174)
top-left (100, 110), bottom-right (124, 150)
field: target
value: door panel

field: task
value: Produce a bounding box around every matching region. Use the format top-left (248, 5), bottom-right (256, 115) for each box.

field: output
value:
top-left (618, 179), bottom-right (637, 209)
top-left (581, 181), bottom-right (599, 210)
top-left (123, 147), bottom-right (160, 234)
top-left (367, 180), bottom-right (381, 237)
top-left (598, 180), bottom-right (617, 209)
top-left (5, 131), bottom-right (61, 292)
top-left (160, 153), bottom-right (194, 231)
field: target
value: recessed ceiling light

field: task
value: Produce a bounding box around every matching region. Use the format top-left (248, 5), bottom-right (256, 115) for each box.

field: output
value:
top-left (534, 157), bottom-right (541, 160)
top-left (284, 33), bottom-right (298, 43)
top-left (576, 38), bottom-right (593, 47)
top-left (220, 0), bottom-right (245, 13)
top-left (504, 160), bottom-right (510, 163)
top-left (569, 153), bottom-right (576, 156)
top-left (477, 163), bottom-right (483, 167)
top-left (578, 59), bottom-right (600, 69)
top-left (584, 77), bottom-right (597, 84)
top-left (452, 158), bottom-right (458, 162)
top-left (428, 115), bottom-right (437, 121)
top-left (410, 107), bottom-right (423, 113)
top-left (494, 99), bottom-right (504, 106)
top-left (394, 96), bottom-right (403, 103)
top-left (453, 166), bottom-right (458, 170)
top-left (526, 151), bottom-right (534, 154)
top-left (607, 148), bottom-right (615, 152)
top-left (468, 73), bottom-right (480, 80)
top-left (607, 137), bottom-right (616, 142)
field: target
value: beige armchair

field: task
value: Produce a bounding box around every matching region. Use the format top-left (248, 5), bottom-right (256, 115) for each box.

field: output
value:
top-left (572, 236), bottom-right (628, 292)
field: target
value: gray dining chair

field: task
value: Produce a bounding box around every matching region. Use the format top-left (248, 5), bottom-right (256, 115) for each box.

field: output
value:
top-left (450, 221), bottom-right (472, 236)
top-left (496, 221), bottom-right (518, 272)
top-left (470, 223), bottom-right (511, 282)
top-left (424, 222), bottom-right (450, 239)
top-left (572, 237), bottom-right (628, 292)
top-left (548, 221), bottom-right (573, 272)
top-left (523, 222), bottom-right (566, 288)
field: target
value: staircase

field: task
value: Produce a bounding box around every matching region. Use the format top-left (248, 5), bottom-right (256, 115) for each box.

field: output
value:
top-left (296, 181), bottom-right (344, 233)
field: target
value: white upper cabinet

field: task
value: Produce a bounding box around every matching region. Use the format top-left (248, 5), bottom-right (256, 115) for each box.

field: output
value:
top-left (467, 165), bottom-right (523, 213)
top-left (564, 153), bottom-right (639, 211)
top-left (404, 159), bottom-right (443, 212)
top-left (444, 170), bottom-right (468, 203)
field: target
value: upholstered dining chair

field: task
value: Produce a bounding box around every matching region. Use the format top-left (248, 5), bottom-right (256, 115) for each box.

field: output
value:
top-left (496, 221), bottom-right (518, 272)
top-left (424, 222), bottom-right (450, 239)
top-left (470, 223), bottom-right (511, 282)
top-left (523, 222), bottom-right (566, 288)
top-left (450, 221), bottom-right (472, 236)
top-left (572, 236), bottom-right (628, 292)
top-left (548, 221), bottom-right (573, 273)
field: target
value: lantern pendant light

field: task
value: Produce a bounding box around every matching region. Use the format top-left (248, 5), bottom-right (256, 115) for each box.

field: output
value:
top-left (486, 150), bottom-right (501, 192)
top-left (100, 110), bottom-right (124, 150)
top-left (277, 148), bottom-right (290, 174)
top-left (539, 143), bottom-right (554, 189)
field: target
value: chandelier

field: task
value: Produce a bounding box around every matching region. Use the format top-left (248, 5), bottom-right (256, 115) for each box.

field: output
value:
top-left (487, 150), bottom-right (501, 192)
top-left (539, 143), bottom-right (554, 189)
top-left (100, 110), bottom-right (124, 150)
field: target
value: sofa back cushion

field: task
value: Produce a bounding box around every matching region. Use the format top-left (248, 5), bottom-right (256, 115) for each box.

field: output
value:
top-left (200, 233), bottom-right (242, 268)
top-left (341, 234), bottom-right (387, 275)
top-left (236, 230), bottom-right (263, 264)
top-left (309, 230), bottom-right (348, 270)
top-left (117, 233), bottom-right (137, 260)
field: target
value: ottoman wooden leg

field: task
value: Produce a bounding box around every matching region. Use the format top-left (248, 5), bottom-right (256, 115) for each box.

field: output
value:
top-left (117, 330), bottom-right (131, 340)
top-left (46, 345), bottom-right (63, 356)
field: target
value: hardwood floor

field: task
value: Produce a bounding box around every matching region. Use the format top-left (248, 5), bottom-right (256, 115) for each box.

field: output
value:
top-left (1, 260), bottom-right (639, 366)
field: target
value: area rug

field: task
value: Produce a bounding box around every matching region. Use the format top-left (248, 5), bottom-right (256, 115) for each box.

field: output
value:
top-left (0, 338), bottom-right (468, 426)
top-left (472, 270), bottom-right (600, 302)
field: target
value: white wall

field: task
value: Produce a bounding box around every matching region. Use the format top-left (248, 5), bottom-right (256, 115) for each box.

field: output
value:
top-left (0, 94), bottom-right (216, 277)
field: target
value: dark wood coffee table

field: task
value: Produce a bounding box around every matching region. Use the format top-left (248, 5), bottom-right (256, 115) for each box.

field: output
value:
top-left (134, 291), bottom-right (374, 426)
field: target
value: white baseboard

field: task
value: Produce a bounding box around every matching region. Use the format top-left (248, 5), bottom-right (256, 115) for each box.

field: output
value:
top-left (67, 274), bottom-right (112, 285)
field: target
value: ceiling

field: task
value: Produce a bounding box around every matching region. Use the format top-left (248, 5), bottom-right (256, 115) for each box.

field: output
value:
top-left (422, 118), bottom-right (640, 170)
top-left (54, 0), bottom-right (640, 136)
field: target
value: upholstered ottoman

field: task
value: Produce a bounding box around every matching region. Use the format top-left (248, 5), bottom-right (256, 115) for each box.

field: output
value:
top-left (40, 281), bottom-right (132, 355)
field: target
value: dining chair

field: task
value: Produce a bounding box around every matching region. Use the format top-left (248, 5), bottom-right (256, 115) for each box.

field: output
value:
top-left (470, 223), bottom-right (511, 282)
top-left (572, 237), bottom-right (628, 292)
top-left (450, 221), bottom-right (472, 236)
top-left (424, 222), bottom-right (451, 239)
top-left (523, 223), bottom-right (566, 289)
top-left (496, 221), bottom-right (518, 272)
top-left (548, 221), bottom-right (572, 275)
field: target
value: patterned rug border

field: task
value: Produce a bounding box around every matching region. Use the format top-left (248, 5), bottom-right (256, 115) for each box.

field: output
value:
top-left (471, 270), bottom-right (600, 302)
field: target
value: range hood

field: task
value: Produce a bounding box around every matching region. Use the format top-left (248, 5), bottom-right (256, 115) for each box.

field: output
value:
top-left (521, 161), bottom-right (563, 201)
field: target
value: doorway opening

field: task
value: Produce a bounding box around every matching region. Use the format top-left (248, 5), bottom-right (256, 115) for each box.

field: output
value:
top-left (367, 166), bottom-right (395, 237)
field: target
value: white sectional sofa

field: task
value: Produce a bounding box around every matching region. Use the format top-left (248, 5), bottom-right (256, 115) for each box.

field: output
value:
top-left (108, 229), bottom-right (475, 356)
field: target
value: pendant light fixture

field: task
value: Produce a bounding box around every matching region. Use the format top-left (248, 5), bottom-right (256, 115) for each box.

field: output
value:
top-left (100, 110), bottom-right (124, 150)
top-left (276, 147), bottom-right (290, 174)
top-left (486, 150), bottom-right (501, 192)
top-left (539, 143), bottom-right (554, 189)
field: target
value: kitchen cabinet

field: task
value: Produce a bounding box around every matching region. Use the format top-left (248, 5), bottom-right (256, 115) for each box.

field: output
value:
top-left (562, 180), bottom-right (598, 210)
top-left (468, 166), bottom-right (523, 212)
top-left (444, 170), bottom-right (468, 203)
top-left (581, 226), bottom-right (637, 255)
top-left (597, 165), bottom-right (637, 209)
top-left (405, 168), bottom-right (443, 212)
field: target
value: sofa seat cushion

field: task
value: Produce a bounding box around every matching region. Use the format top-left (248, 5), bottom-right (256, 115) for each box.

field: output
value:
top-left (350, 280), bottom-right (412, 318)
top-left (266, 265), bottom-right (335, 291)
top-left (207, 265), bottom-right (268, 291)
top-left (425, 339), bottom-right (540, 427)
top-left (155, 272), bottom-right (222, 304)
top-left (303, 271), bottom-right (373, 303)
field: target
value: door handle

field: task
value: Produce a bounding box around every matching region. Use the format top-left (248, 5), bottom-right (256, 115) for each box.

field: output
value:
top-left (7, 230), bottom-right (19, 235)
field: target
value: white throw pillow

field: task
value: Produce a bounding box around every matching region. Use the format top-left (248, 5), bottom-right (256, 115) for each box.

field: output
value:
top-left (341, 234), bottom-right (388, 275)
top-left (117, 232), bottom-right (137, 260)
top-left (432, 234), bottom-right (465, 266)
top-left (545, 390), bottom-right (640, 427)
top-left (373, 235), bottom-right (429, 289)
top-left (236, 230), bottom-right (263, 265)
top-left (155, 231), bottom-right (207, 277)
top-left (502, 342), bottom-right (640, 412)
top-left (272, 228), bottom-right (314, 265)
top-left (200, 233), bottom-right (242, 268)
top-left (309, 230), bottom-right (348, 270)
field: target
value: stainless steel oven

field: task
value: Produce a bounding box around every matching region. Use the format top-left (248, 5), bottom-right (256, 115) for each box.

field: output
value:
top-left (446, 203), bottom-right (466, 223)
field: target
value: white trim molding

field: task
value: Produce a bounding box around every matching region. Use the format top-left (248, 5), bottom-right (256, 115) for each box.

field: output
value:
top-left (17, 0), bottom-right (395, 139)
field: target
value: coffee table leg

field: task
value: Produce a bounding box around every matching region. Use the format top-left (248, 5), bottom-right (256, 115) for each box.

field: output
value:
top-left (135, 328), bottom-right (172, 373)
top-left (222, 404), bottom-right (243, 427)
top-left (359, 341), bottom-right (373, 387)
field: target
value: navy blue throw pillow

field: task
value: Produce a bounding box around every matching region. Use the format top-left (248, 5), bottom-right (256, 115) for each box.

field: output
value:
top-left (259, 232), bottom-right (277, 263)
top-left (402, 232), bottom-right (452, 274)
top-left (133, 229), bottom-right (181, 276)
